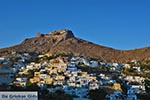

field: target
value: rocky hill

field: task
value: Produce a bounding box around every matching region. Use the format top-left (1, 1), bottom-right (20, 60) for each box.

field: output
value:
top-left (0, 29), bottom-right (150, 63)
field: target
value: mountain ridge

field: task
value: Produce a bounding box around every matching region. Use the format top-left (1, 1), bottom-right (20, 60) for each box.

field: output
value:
top-left (0, 29), bottom-right (150, 63)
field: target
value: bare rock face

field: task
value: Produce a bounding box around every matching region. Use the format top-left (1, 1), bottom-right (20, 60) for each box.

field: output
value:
top-left (36, 29), bottom-right (74, 38)
top-left (36, 32), bottom-right (45, 37)
top-left (50, 29), bottom-right (75, 39)
top-left (49, 29), bottom-right (75, 44)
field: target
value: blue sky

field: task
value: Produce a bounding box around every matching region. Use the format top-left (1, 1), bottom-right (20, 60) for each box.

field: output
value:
top-left (0, 0), bottom-right (150, 50)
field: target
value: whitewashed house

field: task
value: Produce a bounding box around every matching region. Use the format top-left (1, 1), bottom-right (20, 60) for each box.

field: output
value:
top-left (89, 60), bottom-right (99, 67)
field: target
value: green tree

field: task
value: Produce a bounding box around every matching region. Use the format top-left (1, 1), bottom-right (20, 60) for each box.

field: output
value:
top-left (26, 82), bottom-right (40, 91)
top-left (137, 94), bottom-right (150, 100)
top-left (27, 69), bottom-right (34, 78)
top-left (88, 89), bottom-right (107, 100)
top-left (45, 90), bottom-right (75, 100)
top-left (145, 79), bottom-right (150, 94)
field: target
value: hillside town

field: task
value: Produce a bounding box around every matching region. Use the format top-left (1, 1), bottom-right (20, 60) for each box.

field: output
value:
top-left (0, 52), bottom-right (150, 100)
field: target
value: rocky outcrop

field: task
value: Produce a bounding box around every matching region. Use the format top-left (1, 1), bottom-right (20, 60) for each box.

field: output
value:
top-left (36, 29), bottom-right (74, 39)
top-left (36, 32), bottom-right (45, 37)
top-left (50, 29), bottom-right (75, 39)
top-left (35, 30), bottom-right (75, 44)
top-left (49, 30), bottom-right (75, 44)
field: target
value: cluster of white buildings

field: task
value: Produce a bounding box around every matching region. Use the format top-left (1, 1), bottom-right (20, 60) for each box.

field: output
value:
top-left (0, 54), bottom-right (149, 100)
